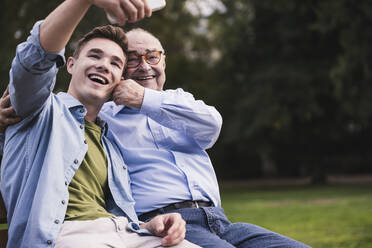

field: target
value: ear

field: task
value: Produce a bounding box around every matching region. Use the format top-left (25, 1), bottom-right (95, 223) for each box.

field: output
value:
top-left (66, 57), bottom-right (75, 75)
top-left (162, 56), bottom-right (166, 70)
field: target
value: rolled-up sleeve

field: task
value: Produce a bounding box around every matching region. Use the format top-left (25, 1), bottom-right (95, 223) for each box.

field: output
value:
top-left (140, 88), bottom-right (222, 149)
top-left (9, 20), bottom-right (65, 118)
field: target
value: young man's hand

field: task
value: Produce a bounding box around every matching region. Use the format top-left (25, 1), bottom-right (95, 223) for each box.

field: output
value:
top-left (0, 86), bottom-right (21, 133)
top-left (141, 213), bottom-right (186, 247)
top-left (92, 0), bottom-right (152, 25)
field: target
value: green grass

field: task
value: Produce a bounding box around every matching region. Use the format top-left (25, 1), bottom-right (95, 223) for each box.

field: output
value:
top-left (221, 183), bottom-right (372, 248)
top-left (1, 184), bottom-right (371, 247)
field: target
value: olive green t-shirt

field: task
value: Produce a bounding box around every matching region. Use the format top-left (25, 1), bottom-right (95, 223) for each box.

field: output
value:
top-left (65, 119), bottom-right (113, 221)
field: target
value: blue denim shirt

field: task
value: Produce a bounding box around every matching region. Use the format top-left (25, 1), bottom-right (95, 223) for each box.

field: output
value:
top-left (100, 88), bottom-right (223, 215)
top-left (0, 21), bottom-right (141, 248)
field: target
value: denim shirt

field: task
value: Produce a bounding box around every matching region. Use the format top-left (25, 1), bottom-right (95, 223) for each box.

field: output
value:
top-left (100, 88), bottom-right (223, 215)
top-left (0, 21), bottom-right (141, 248)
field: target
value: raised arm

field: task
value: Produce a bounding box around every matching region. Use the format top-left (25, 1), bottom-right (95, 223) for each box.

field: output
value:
top-left (10, 0), bottom-right (151, 118)
top-left (40, 0), bottom-right (151, 52)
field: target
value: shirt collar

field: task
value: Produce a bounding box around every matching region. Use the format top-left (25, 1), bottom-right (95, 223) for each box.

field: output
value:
top-left (57, 92), bottom-right (84, 109)
top-left (57, 92), bottom-right (109, 135)
top-left (96, 116), bottom-right (109, 136)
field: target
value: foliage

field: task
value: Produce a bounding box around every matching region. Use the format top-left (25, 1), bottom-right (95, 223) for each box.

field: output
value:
top-left (1, 0), bottom-right (372, 180)
top-left (206, 0), bottom-right (372, 181)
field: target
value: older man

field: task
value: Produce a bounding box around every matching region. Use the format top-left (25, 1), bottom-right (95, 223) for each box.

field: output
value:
top-left (96, 28), bottom-right (310, 248)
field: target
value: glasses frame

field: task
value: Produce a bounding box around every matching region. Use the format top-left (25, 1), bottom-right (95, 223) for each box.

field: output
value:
top-left (126, 50), bottom-right (164, 68)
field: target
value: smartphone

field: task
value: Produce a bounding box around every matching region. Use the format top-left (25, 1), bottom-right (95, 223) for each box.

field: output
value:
top-left (147, 0), bottom-right (166, 11)
top-left (106, 0), bottom-right (166, 24)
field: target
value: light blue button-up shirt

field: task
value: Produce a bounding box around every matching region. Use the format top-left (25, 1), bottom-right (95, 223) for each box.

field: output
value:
top-left (100, 87), bottom-right (223, 215)
top-left (0, 21), bottom-right (140, 248)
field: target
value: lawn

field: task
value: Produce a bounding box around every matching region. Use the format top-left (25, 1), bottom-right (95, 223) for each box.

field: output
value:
top-left (220, 183), bottom-right (372, 248)
top-left (1, 183), bottom-right (371, 247)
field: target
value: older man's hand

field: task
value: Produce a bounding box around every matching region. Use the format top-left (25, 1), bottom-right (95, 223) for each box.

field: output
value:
top-left (113, 79), bottom-right (145, 109)
top-left (0, 86), bottom-right (21, 133)
top-left (141, 213), bottom-right (187, 247)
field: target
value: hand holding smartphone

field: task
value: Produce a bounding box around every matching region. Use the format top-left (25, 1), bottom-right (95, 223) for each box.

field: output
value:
top-left (106, 0), bottom-right (166, 24)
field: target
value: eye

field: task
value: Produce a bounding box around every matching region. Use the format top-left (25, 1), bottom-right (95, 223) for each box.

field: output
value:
top-left (111, 61), bottom-right (121, 68)
top-left (89, 54), bottom-right (100, 59)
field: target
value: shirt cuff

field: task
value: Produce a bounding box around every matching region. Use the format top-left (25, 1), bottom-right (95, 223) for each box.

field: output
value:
top-left (21, 20), bottom-right (66, 70)
top-left (140, 88), bottom-right (163, 116)
top-left (126, 221), bottom-right (152, 235)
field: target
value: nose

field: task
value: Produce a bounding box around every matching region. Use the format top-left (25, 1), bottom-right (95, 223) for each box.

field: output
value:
top-left (96, 58), bottom-right (110, 73)
top-left (137, 56), bottom-right (152, 71)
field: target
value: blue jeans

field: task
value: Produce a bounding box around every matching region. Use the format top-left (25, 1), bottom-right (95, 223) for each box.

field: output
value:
top-left (167, 207), bottom-right (310, 248)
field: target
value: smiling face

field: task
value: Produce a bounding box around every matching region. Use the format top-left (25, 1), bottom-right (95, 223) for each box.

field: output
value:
top-left (67, 37), bottom-right (126, 106)
top-left (125, 30), bottom-right (166, 91)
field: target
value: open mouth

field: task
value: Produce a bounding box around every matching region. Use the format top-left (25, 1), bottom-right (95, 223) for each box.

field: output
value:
top-left (133, 75), bottom-right (155, 81)
top-left (88, 74), bottom-right (109, 85)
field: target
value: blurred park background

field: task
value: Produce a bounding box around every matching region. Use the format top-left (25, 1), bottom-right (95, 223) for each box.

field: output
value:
top-left (1, 0), bottom-right (372, 247)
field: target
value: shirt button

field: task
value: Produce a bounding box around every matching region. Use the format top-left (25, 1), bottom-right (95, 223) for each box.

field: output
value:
top-left (74, 159), bottom-right (78, 164)
top-left (61, 200), bottom-right (66, 205)
top-left (65, 181), bottom-right (68, 186)
top-left (122, 165), bottom-right (126, 170)
top-left (131, 223), bottom-right (140, 230)
top-left (80, 125), bottom-right (84, 129)
top-left (54, 219), bottom-right (60, 224)
top-left (84, 140), bottom-right (87, 144)
top-left (47, 240), bottom-right (52, 245)
top-left (80, 109), bottom-right (84, 113)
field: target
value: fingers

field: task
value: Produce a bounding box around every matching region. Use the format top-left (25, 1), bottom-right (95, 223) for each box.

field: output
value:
top-left (2, 105), bottom-right (17, 116)
top-left (152, 216), bottom-right (166, 234)
top-left (112, 80), bottom-right (144, 108)
top-left (128, 0), bottom-right (145, 21)
top-left (144, 214), bottom-right (186, 246)
top-left (0, 106), bottom-right (21, 124)
top-left (103, 0), bottom-right (151, 25)
top-left (112, 81), bottom-right (125, 104)
top-left (160, 214), bottom-right (186, 246)
top-left (0, 94), bottom-right (12, 108)
top-left (0, 108), bottom-right (21, 133)
top-left (1, 85), bottom-right (9, 98)
top-left (0, 87), bottom-right (21, 132)
top-left (104, 0), bottom-right (128, 26)
top-left (0, 115), bottom-right (22, 126)
top-left (142, 0), bottom-right (152, 17)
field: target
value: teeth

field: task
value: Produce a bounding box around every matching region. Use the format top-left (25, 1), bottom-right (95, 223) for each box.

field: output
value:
top-left (89, 75), bottom-right (107, 84)
top-left (137, 76), bottom-right (154, 80)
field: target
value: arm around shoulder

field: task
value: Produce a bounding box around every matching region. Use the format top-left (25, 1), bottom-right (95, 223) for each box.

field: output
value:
top-left (141, 88), bottom-right (223, 149)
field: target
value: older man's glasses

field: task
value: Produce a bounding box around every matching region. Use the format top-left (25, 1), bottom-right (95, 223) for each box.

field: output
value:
top-left (127, 51), bottom-right (164, 68)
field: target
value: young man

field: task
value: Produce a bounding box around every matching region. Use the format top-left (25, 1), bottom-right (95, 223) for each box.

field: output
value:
top-left (0, 0), bottom-right (200, 247)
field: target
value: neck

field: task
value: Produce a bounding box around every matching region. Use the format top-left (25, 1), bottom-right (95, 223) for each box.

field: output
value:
top-left (83, 103), bottom-right (102, 122)
top-left (66, 89), bottom-right (105, 123)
